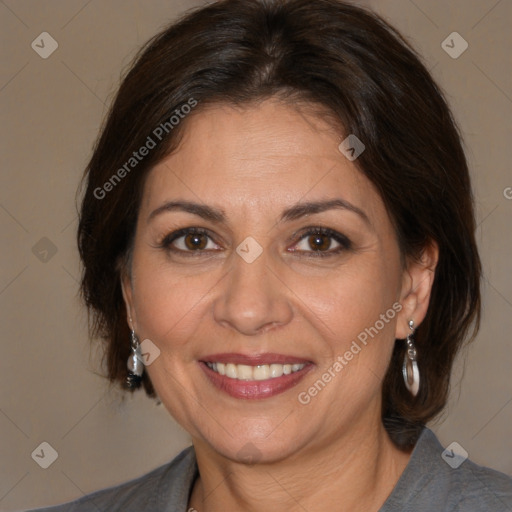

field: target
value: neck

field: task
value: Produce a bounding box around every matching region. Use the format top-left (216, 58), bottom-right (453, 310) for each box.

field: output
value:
top-left (188, 416), bottom-right (413, 512)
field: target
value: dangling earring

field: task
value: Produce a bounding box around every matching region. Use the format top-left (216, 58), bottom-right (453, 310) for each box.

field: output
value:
top-left (126, 328), bottom-right (144, 389)
top-left (402, 319), bottom-right (420, 397)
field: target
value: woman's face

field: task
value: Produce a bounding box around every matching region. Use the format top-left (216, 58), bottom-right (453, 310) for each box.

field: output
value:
top-left (122, 99), bottom-right (415, 462)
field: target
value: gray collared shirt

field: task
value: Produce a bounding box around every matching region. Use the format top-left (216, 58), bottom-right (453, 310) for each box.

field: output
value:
top-left (28, 428), bottom-right (512, 511)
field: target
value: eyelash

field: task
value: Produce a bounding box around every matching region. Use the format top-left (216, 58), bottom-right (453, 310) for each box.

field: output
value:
top-left (158, 227), bottom-right (216, 256)
top-left (157, 226), bottom-right (352, 258)
top-left (289, 227), bottom-right (352, 257)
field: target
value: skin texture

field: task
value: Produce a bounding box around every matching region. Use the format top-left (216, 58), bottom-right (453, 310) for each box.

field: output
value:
top-left (121, 99), bottom-right (438, 511)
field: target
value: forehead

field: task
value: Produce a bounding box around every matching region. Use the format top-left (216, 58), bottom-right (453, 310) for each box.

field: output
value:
top-left (140, 99), bottom-right (385, 224)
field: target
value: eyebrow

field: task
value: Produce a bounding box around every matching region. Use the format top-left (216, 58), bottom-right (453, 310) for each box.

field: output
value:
top-left (147, 198), bottom-right (371, 226)
top-left (280, 199), bottom-right (371, 226)
top-left (147, 201), bottom-right (226, 224)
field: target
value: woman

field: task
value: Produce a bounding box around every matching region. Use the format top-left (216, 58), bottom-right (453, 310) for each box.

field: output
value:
top-left (32, 0), bottom-right (512, 510)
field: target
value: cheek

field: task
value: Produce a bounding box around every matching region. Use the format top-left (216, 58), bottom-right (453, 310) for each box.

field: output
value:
top-left (294, 257), bottom-right (400, 337)
top-left (290, 256), bottom-right (402, 393)
top-left (131, 258), bottom-right (220, 345)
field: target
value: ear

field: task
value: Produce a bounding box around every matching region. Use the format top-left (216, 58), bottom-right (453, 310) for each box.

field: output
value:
top-left (395, 241), bottom-right (439, 339)
top-left (120, 263), bottom-right (136, 331)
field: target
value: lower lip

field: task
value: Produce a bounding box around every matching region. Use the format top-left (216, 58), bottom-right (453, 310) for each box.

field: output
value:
top-left (199, 362), bottom-right (314, 400)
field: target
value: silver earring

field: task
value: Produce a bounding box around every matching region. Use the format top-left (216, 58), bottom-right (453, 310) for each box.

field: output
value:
top-left (126, 329), bottom-right (144, 389)
top-left (402, 319), bottom-right (420, 397)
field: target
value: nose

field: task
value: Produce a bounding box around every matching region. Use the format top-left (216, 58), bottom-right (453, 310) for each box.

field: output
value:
top-left (213, 249), bottom-right (294, 336)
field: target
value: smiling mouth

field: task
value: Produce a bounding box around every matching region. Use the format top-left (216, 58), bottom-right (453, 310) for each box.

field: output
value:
top-left (204, 362), bottom-right (306, 381)
top-left (199, 353), bottom-right (314, 399)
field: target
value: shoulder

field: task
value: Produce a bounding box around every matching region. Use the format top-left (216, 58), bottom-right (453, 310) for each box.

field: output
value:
top-left (444, 453), bottom-right (512, 511)
top-left (381, 427), bottom-right (512, 512)
top-left (456, 457), bottom-right (512, 510)
top-left (26, 446), bottom-right (197, 512)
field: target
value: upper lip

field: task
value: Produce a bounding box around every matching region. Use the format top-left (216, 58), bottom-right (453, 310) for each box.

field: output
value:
top-left (200, 353), bottom-right (312, 366)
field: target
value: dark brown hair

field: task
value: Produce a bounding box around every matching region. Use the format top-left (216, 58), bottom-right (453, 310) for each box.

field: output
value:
top-left (78, 0), bottom-right (481, 449)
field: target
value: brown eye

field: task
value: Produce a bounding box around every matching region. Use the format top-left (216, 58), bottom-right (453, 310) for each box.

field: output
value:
top-left (307, 234), bottom-right (332, 251)
top-left (160, 227), bottom-right (221, 254)
top-left (289, 227), bottom-right (352, 257)
top-left (184, 233), bottom-right (208, 250)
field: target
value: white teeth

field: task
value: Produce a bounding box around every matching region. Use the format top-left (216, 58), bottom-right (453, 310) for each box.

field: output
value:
top-left (269, 364), bottom-right (283, 378)
top-left (237, 364), bottom-right (253, 380)
top-left (253, 365), bottom-right (269, 380)
top-left (205, 362), bottom-right (306, 380)
top-left (226, 363), bottom-right (237, 379)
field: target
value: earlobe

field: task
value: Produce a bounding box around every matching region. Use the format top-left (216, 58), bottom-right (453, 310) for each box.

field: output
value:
top-left (395, 241), bottom-right (439, 339)
top-left (120, 269), bottom-right (135, 330)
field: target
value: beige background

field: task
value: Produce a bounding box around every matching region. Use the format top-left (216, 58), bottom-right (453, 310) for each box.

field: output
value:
top-left (1, 0), bottom-right (511, 510)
